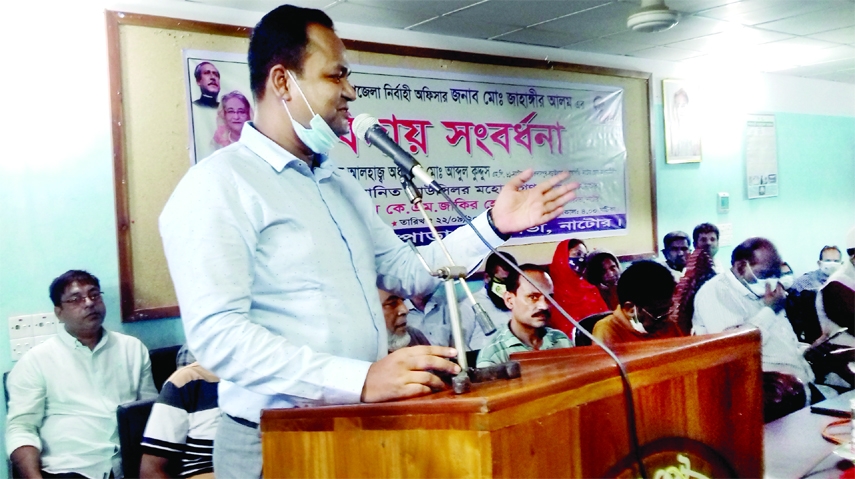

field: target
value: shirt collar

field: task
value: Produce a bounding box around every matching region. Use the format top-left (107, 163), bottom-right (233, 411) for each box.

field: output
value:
top-left (56, 325), bottom-right (109, 351)
top-left (500, 322), bottom-right (528, 349)
top-left (239, 122), bottom-right (337, 179)
top-left (724, 269), bottom-right (756, 299)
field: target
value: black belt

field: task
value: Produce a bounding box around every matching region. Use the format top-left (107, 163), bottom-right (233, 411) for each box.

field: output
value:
top-left (227, 413), bottom-right (259, 429)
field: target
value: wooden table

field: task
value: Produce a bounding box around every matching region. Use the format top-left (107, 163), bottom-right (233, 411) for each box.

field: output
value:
top-left (764, 389), bottom-right (855, 478)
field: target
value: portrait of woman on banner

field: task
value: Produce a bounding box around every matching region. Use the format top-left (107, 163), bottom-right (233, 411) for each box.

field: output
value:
top-left (213, 90), bottom-right (253, 149)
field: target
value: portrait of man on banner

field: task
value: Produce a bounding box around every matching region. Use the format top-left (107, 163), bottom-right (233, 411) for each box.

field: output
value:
top-left (184, 51), bottom-right (255, 164)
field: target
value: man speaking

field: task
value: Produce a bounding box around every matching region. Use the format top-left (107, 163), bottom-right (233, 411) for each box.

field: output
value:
top-left (159, 5), bottom-right (579, 477)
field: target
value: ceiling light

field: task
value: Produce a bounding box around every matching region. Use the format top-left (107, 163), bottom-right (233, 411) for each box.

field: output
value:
top-left (627, 0), bottom-right (680, 33)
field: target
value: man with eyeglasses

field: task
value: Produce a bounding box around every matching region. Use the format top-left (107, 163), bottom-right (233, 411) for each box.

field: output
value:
top-left (6, 270), bottom-right (157, 479)
top-left (692, 238), bottom-right (816, 403)
top-left (591, 260), bottom-right (681, 346)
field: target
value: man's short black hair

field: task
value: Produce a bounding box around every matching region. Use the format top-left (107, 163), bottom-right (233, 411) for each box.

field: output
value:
top-left (731, 237), bottom-right (779, 266)
top-left (663, 231), bottom-right (690, 249)
top-left (616, 260), bottom-right (675, 307)
top-left (692, 223), bottom-right (719, 246)
top-left (194, 61), bottom-right (215, 82)
top-left (248, 4), bottom-right (335, 100)
top-left (49, 270), bottom-right (100, 306)
top-left (484, 252), bottom-right (518, 277)
top-left (819, 245), bottom-right (842, 261)
top-left (506, 264), bottom-right (549, 294)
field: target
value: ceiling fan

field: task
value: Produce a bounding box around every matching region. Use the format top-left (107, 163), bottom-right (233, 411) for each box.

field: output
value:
top-left (627, 0), bottom-right (680, 33)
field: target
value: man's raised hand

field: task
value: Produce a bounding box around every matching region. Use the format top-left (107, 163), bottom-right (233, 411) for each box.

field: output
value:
top-left (490, 169), bottom-right (579, 235)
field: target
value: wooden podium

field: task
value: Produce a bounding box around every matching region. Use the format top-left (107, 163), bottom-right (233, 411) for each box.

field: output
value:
top-left (261, 329), bottom-right (763, 478)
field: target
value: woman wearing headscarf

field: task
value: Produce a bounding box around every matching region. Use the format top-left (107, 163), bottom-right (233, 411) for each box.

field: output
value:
top-left (584, 250), bottom-right (622, 311)
top-left (548, 239), bottom-right (609, 338)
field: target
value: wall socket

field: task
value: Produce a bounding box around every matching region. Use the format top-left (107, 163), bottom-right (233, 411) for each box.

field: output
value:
top-left (8, 313), bottom-right (59, 361)
top-left (10, 338), bottom-right (33, 361)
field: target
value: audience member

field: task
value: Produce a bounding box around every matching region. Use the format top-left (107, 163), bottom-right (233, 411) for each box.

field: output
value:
top-left (692, 223), bottom-right (722, 272)
top-left (692, 238), bottom-right (815, 404)
top-left (660, 231), bottom-right (692, 280)
top-left (791, 245), bottom-right (843, 293)
top-left (819, 227), bottom-right (855, 336)
top-left (141, 346), bottom-right (220, 479)
top-left (549, 239), bottom-right (609, 337)
top-left (668, 248), bottom-right (717, 336)
top-left (592, 261), bottom-right (681, 346)
top-left (404, 290), bottom-right (449, 347)
top-left (459, 252), bottom-right (517, 351)
top-left (779, 261), bottom-right (795, 290)
top-left (379, 289), bottom-right (431, 352)
top-left (583, 250), bottom-right (622, 310)
top-left (6, 270), bottom-right (158, 479)
top-left (477, 265), bottom-right (572, 367)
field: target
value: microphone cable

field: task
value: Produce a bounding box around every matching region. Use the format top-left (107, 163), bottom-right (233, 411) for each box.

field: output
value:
top-left (434, 184), bottom-right (649, 479)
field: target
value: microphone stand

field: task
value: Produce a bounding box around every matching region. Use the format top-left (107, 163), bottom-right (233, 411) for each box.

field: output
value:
top-left (398, 172), bottom-right (521, 394)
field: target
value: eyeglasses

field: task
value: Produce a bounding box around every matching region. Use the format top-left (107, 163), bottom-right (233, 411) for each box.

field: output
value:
top-left (225, 109), bottom-right (248, 116)
top-left (61, 291), bottom-right (103, 306)
top-left (639, 306), bottom-right (669, 323)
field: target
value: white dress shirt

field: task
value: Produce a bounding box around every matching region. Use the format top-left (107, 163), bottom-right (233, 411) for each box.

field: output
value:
top-left (692, 270), bottom-right (814, 384)
top-left (5, 328), bottom-right (157, 479)
top-left (159, 123), bottom-right (504, 423)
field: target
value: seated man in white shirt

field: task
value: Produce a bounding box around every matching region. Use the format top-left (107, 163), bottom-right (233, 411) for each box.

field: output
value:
top-left (692, 238), bottom-right (816, 405)
top-left (6, 270), bottom-right (158, 479)
top-left (692, 222), bottom-right (723, 273)
top-left (379, 289), bottom-right (431, 352)
top-left (660, 231), bottom-right (691, 281)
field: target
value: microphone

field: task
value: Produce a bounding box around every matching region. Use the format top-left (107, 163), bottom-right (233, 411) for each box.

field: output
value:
top-left (352, 114), bottom-right (439, 189)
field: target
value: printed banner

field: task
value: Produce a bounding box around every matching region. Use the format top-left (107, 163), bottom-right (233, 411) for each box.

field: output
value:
top-left (335, 66), bottom-right (628, 245)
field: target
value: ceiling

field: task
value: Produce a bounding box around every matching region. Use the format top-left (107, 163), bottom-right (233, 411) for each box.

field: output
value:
top-left (191, 0), bottom-right (855, 83)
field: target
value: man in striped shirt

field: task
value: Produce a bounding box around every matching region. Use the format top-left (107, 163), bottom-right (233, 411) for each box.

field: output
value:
top-left (140, 347), bottom-right (220, 478)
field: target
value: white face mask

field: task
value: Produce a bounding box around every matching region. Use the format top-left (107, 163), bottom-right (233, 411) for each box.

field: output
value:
top-left (744, 265), bottom-right (780, 298)
top-left (819, 260), bottom-right (841, 276)
top-left (779, 273), bottom-right (794, 290)
top-left (281, 71), bottom-right (339, 155)
top-left (629, 310), bottom-right (647, 334)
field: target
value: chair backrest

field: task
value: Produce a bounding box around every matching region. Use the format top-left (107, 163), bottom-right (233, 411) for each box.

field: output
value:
top-left (117, 398), bottom-right (156, 479)
top-left (573, 312), bottom-right (612, 347)
top-left (148, 345), bottom-right (182, 392)
top-left (465, 349), bottom-right (480, 368)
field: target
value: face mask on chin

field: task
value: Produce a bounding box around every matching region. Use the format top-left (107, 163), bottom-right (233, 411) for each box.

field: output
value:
top-left (819, 260), bottom-right (841, 276)
top-left (281, 70), bottom-right (339, 155)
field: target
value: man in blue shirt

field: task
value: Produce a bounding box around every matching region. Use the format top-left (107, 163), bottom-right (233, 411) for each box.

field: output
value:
top-left (159, 5), bottom-right (579, 477)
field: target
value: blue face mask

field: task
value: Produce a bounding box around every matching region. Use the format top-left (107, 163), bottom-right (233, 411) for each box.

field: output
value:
top-left (568, 256), bottom-right (585, 273)
top-left (281, 71), bottom-right (339, 155)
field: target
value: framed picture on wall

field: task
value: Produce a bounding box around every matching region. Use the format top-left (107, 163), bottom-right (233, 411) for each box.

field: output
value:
top-left (663, 79), bottom-right (702, 164)
top-left (184, 50), bottom-right (255, 165)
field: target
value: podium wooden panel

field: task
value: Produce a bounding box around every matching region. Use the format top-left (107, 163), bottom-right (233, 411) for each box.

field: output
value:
top-left (261, 329), bottom-right (763, 478)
